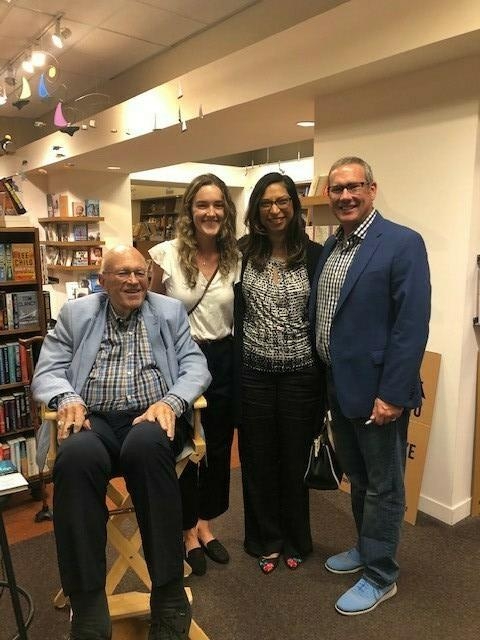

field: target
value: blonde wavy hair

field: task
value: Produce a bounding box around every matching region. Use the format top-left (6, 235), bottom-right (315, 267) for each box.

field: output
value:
top-left (175, 173), bottom-right (238, 288)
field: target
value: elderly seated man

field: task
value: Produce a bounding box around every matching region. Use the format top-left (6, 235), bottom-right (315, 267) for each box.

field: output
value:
top-left (32, 245), bottom-right (211, 640)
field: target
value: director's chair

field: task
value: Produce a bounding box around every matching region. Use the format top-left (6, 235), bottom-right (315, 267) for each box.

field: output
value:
top-left (21, 336), bottom-right (210, 640)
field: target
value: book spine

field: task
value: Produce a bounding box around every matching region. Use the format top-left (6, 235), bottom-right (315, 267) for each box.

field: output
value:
top-left (5, 292), bottom-right (13, 328)
top-left (5, 244), bottom-right (13, 281)
top-left (1, 442), bottom-right (11, 460)
top-left (43, 290), bottom-right (51, 325)
top-left (23, 384), bottom-right (32, 429)
top-left (1, 346), bottom-right (10, 386)
top-left (0, 399), bottom-right (5, 434)
top-left (6, 343), bottom-right (17, 383)
top-left (0, 290), bottom-right (6, 330)
top-left (26, 436), bottom-right (39, 477)
top-left (19, 342), bottom-right (29, 383)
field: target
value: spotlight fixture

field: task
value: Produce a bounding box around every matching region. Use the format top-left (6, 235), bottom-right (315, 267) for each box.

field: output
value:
top-left (32, 44), bottom-right (46, 68)
top-left (52, 18), bottom-right (71, 49)
top-left (0, 134), bottom-right (13, 153)
top-left (4, 65), bottom-right (15, 87)
top-left (21, 52), bottom-right (34, 75)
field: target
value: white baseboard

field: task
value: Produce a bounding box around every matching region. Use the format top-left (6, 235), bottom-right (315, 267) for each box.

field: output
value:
top-left (417, 494), bottom-right (472, 525)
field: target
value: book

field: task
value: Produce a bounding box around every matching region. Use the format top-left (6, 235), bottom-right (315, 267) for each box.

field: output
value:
top-left (5, 292), bottom-right (13, 329)
top-left (72, 249), bottom-right (89, 266)
top-left (12, 291), bottom-right (39, 329)
top-left (11, 243), bottom-right (36, 281)
top-left (87, 273), bottom-right (103, 293)
top-left (65, 281), bottom-right (79, 300)
top-left (87, 222), bottom-right (100, 241)
top-left (0, 290), bottom-right (7, 329)
top-left (71, 200), bottom-right (85, 216)
top-left (0, 244), bottom-right (6, 280)
top-left (73, 223), bottom-right (88, 241)
top-left (0, 178), bottom-right (27, 215)
top-left (85, 198), bottom-right (100, 217)
top-left (0, 462), bottom-right (28, 496)
top-left (43, 290), bottom-right (52, 325)
top-left (0, 399), bottom-right (5, 434)
top-left (26, 436), bottom-right (39, 477)
top-left (89, 246), bottom-right (103, 266)
top-left (5, 243), bottom-right (13, 280)
top-left (57, 223), bottom-right (70, 242)
top-left (57, 193), bottom-right (70, 217)
top-left (45, 225), bottom-right (58, 241)
top-left (46, 193), bottom-right (55, 217)
top-left (0, 458), bottom-right (18, 475)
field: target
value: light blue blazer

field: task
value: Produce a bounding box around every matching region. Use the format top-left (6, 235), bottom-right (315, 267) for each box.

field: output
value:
top-left (309, 213), bottom-right (431, 418)
top-left (31, 291), bottom-right (211, 466)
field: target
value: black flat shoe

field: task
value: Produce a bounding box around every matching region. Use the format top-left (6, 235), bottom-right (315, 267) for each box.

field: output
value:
top-left (201, 538), bottom-right (230, 564)
top-left (185, 546), bottom-right (206, 576)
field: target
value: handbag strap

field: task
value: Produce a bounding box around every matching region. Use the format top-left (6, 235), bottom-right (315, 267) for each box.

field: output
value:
top-left (188, 266), bottom-right (219, 316)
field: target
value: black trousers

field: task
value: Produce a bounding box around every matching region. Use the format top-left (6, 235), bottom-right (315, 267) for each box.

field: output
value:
top-left (52, 410), bottom-right (188, 595)
top-left (238, 365), bottom-right (321, 558)
top-left (179, 337), bottom-right (234, 529)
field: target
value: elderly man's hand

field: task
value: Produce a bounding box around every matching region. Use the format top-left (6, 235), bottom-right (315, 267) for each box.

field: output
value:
top-left (57, 402), bottom-right (90, 442)
top-left (132, 401), bottom-right (176, 440)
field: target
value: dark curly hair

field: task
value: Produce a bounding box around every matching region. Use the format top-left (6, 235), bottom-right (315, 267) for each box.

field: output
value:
top-left (240, 172), bottom-right (306, 272)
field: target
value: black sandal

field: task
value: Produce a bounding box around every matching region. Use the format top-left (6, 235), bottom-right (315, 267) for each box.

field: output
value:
top-left (258, 554), bottom-right (280, 575)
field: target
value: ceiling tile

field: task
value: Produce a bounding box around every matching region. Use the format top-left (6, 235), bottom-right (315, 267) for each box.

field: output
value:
top-left (14, 0), bottom-right (131, 27)
top-left (103, 1), bottom-right (204, 46)
top-left (139, 0), bottom-right (257, 25)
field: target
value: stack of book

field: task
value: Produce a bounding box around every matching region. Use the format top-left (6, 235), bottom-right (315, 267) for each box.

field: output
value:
top-left (0, 290), bottom-right (39, 330)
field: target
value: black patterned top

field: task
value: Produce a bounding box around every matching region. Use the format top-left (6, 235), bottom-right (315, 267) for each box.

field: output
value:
top-left (242, 258), bottom-right (315, 372)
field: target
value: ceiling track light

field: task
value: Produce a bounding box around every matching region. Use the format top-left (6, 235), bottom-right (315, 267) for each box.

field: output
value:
top-left (52, 18), bottom-right (71, 49)
top-left (0, 13), bottom-right (67, 108)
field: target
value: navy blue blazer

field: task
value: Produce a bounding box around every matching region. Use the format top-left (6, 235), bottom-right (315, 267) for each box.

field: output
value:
top-left (309, 212), bottom-right (430, 418)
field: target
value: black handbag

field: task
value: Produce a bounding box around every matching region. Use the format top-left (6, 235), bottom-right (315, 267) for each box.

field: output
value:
top-left (304, 416), bottom-right (342, 490)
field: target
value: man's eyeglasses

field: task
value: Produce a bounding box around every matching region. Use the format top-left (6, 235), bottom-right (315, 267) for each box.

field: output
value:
top-left (259, 196), bottom-right (292, 211)
top-left (327, 182), bottom-right (370, 196)
top-left (103, 270), bottom-right (148, 280)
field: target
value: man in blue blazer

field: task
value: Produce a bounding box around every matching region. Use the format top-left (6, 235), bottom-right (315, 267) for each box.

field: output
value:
top-left (310, 157), bottom-right (430, 616)
top-left (32, 245), bottom-right (211, 640)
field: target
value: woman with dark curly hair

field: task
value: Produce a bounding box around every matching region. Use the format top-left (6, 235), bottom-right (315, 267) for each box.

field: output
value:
top-left (234, 172), bottom-right (323, 574)
top-left (149, 173), bottom-right (239, 576)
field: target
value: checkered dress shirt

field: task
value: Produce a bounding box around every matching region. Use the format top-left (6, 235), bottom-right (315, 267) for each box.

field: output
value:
top-left (315, 209), bottom-right (377, 364)
top-left (59, 304), bottom-right (186, 416)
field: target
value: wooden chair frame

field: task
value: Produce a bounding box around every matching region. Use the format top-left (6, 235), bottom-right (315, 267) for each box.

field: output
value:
top-left (50, 398), bottom-right (209, 639)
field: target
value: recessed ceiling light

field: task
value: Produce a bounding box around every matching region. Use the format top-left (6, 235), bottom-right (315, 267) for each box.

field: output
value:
top-left (107, 166), bottom-right (121, 170)
top-left (296, 120), bottom-right (315, 127)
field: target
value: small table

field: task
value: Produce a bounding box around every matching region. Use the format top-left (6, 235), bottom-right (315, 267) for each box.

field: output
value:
top-left (0, 495), bottom-right (29, 639)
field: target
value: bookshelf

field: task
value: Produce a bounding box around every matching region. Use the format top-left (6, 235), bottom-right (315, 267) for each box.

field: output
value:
top-left (134, 195), bottom-right (182, 258)
top-left (39, 216), bottom-right (105, 272)
top-left (0, 227), bottom-right (47, 492)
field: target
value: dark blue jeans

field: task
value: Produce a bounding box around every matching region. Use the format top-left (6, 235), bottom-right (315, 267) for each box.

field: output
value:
top-left (327, 379), bottom-right (409, 587)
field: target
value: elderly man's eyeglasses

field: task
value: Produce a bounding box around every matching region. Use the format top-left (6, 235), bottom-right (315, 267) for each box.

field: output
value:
top-left (327, 182), bottom-right (370, 196)
top-left (259, 196), bottom-right (292, 211)
top-left (103, 270), bottom-right (148, 280)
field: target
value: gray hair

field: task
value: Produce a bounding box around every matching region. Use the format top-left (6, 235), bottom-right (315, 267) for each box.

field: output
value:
top-left (328, 156), bottom-right (375, 184)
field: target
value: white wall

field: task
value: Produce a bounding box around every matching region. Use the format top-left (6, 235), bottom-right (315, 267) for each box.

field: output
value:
top-left (313, 55), bottom-right (480, 524)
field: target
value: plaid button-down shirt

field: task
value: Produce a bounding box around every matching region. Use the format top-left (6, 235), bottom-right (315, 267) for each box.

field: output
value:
top-left (315, 209), bottom-right (377, 364)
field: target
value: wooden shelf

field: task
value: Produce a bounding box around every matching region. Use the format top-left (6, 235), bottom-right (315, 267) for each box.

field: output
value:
top-left (38, 216), bottom-right (104, 224)
top-left (46, 265), bottom-right (99, 272)
top-left (300, 195), bottom-right (337, 226)
top-left (41, 241), bottom-right (105, 248)
top-left (300, 195), bottom-right (329, 207)
top-left (0, 279), bottom-right (38, 287)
